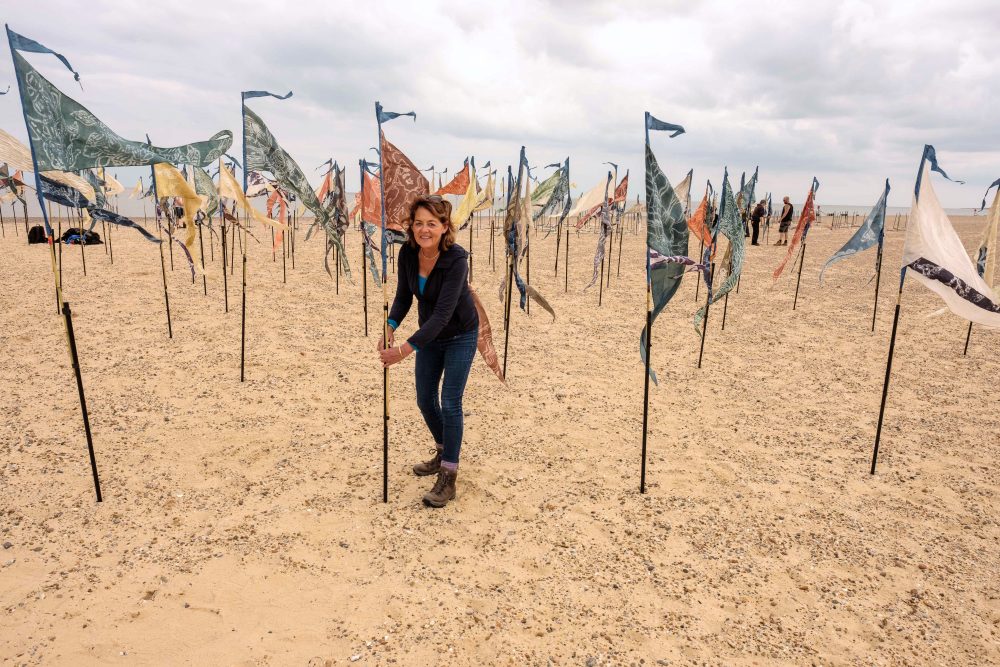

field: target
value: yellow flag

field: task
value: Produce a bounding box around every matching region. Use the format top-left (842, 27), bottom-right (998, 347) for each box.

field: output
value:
top-left (473, 173), bottom-right (494, 213)
top-left (450, 163), bottom-right (479, 227)
top-left (217, 161), bottom-right (286, 230)
top-left (102, 170), bottom-right (125, 197)
top-left (153, 162), bottom-right (200, 249)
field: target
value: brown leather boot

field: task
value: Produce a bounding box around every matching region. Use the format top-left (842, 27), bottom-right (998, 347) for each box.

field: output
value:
top-left (422, 469), bottom-right (457, 508)
top-left (413, 446), bottom-right (443, 476)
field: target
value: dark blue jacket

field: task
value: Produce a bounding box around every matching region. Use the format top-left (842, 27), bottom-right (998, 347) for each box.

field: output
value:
top-left (388, 243), bottom-right (478, 350)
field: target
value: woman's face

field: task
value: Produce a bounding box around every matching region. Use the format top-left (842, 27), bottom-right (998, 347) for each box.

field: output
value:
top-left (412, 206), bottom-right (446, 252)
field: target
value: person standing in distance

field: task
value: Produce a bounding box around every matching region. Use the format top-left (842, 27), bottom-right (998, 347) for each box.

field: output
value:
top-left (750, 199), bottom-right (766, 246)
top-left (378, 195), bottom-right (479, 508)
top-left (776, 196), bottom-right (794, 245)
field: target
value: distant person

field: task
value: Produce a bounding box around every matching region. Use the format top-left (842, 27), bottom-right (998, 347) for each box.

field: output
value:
top-left (751, 199), bottom-right (766, 246)
top-left (378, 194), bottom-right (478, 508)
top-left (776, 196), bottom-right (794, 245)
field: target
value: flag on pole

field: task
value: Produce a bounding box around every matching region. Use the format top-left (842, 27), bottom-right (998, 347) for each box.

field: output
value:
top-left (193, 165), bottom-right (220, 219)
top-left (217, 159), bottom-right (285, 229)
top-left (474, 171), bottom-right (495, 213)
top-left (434, 159), bottom-right (470, 196)
top-left (534, 158), bottom-right (571, 235)
top-left (903, 146), bottom-right (999, 327)
top-left (974, 178), bottom-right (1000, 287)
top-left (8, 29), bottom-right (231, 171)
top-left (242, 102), bottom-right (348, 278)
top-left (820, 179), bottom-right (890, 282)
top-left (694, 169), bottom-right (745, 332)
top-left (674, 169), bottom-right (693, 215)
top-left (153, 162), bottom-right (201, 249)
top-left (687, 186), bottom-right (713, 250)
top-left (584, 172), bottom-right (614, 289)
top-left (452, 161), bottom-right (479, 229)
top-left (641, 141), bottom-right (690, 383)
top-left (773, 178), bottom-right (819, 281)
top-left (378, 135), bottom-right (429, 256)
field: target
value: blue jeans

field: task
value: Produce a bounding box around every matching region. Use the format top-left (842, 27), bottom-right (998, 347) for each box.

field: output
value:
top-left (414, 327), bottom-right (478, 465)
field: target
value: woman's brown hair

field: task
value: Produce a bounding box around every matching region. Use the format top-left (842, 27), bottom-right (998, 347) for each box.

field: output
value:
top-left (407, 195), bottom-right (456, 251)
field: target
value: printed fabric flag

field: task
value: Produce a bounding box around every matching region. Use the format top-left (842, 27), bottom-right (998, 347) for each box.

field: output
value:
top-left (535, 159), bottom-right (572, 238)
top-left (474, 172), bottom-right (495, 213)
top-left (584, 173), bottom-right (614, 290)
top-left (38, 174), bottom-right (157, 242)
top-left (0, 127), bottom-right (95, 201)
top-left (612, 172), bottom-right (630, 205)
top-left (499, 149), bottom-right (556, 317)
top-left (902, 146), bottom-right (1000, 327)
top-left (243, 103), bottom-right (348, 278)
top-left (9, 32), bottom-right (231, 171)
top-left (453, 162), bottom-right (479, 229)
top-left (529, 169), bottom-right (563, 209)
top-left (434, 160), bottom-right (470, 196)
top-left (641, 143), bottom-right (690, 384)
top-left (153, 162), bottom-right (201, 249)
top-left (217, 160), bottom-right (286, 230)
top-left (819, 179), bottom-right (889, 283)
top-left (674, 169), bottom-right (693, 215)
top-left (193, 165), bottom-right (220, 219)
top-left (570, 176), bottom-right (611, 229)
top-left (694, 170), bottom-right (745, 333)
top-left (773, 179), bottom-right (818, 281)
top-left (468, 285), bottom-right (506, 385)
top-left (379, 135), bottom-right (429, 238)
top-left (975, 179), bottom-right (1000, 287)
top-left (687, 188), bottom-right (713, 250)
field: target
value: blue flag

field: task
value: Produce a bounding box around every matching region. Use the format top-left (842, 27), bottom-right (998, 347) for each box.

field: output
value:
top-left (819, 179), bottom-right (890, 283)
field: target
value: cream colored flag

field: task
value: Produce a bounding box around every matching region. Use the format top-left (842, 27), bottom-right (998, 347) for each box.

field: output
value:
top-left (102, 171), bottom-right (125, 197)
top-left (217, 160), bottom-right (286, 230)
top-left (0, 128), bottom-right (95, 201)
top-left (903, 159), bottom-right (1000, 328)
top-left (568, 177), bottom-right (608, 217)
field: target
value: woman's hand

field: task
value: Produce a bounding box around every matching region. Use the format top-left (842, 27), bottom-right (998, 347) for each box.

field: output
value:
top-left (379, 343), bottom-right (411, 368)
top-left (377, 328), bottom-right (395, 351)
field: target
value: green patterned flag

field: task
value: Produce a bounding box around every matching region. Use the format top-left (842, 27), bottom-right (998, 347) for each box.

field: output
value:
top-left (242, 103), bottom-right (349, 279)
top-left (8, 29), bottom-right (232, 171)
top-left (640, 143), bottom-right (689, 384)
top-left (193, 166), bottom-right (220, 220)
top-left (694, 169), bottom-right (745, 333)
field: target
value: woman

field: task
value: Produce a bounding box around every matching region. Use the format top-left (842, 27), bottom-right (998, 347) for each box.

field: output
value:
top-left (378, 195), bottom-right (479, 508)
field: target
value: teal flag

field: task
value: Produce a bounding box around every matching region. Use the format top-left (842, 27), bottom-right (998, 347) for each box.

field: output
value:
top-left (10, 48), bottom-right (231, 172)
top-left (694, 170), bottom-right (744, 333)
top-left (640, 143), bottom-right (689, 384)
top-left (193, 165), bottom-right (220, 220)
top-left (243, 104), bottom-right (349, 279)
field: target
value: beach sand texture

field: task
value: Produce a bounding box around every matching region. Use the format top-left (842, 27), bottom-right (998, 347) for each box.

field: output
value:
top-left (1, 213), bottom-right (998, 666)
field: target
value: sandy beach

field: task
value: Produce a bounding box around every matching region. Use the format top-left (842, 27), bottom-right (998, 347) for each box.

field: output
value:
top-left (1, 214), bottom-right (997, 666)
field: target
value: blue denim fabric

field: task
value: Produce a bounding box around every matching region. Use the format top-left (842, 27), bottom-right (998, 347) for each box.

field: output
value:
top-left (413, 327), bottom-right (478, 464)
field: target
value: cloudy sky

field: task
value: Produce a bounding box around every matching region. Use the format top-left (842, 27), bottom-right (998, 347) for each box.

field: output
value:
top-left (2, 0), bottom-right (997, 214)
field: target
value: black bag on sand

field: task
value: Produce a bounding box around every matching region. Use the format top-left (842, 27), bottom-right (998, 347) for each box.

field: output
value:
top-left (27, 225), bottom-right (47, 244)
top-left (61, 227), bottom-right (103, 245)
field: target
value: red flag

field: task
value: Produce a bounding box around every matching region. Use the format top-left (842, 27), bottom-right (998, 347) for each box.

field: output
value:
top-left (434, 161), bottom-right (470, 196)
top-left (380, 136), bottom-right (429, 233)
top-left (773, 186), bottom-right (817, 281)
top-left (267, 189), bottom-right (288, 251)
top-left (612, 172), bottom-right (629, 204)
top-left (360, 171), bottom-right (383, 226)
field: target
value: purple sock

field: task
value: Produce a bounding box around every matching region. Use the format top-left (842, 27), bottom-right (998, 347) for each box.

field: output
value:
top-left (441, 461), bottom-right (458, 472)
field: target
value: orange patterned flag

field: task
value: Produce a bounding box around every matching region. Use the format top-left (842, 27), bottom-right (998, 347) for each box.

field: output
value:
top-left (380, 136), bottom-right (429, 233)
top-left (434, 161), bottom-right (470, 196)
top-left (612, 172), bottom-right (629, 204)
top-left (360, 170), bottom-right (383, 226)
top-left (773, 184), bottom-right (817, 281)
top-left (687, 191), bottom-right (713, 250)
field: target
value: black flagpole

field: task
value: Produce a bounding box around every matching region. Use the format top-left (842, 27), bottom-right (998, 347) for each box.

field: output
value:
top-left (962, 322), bottom-right (973, 356)
top-left (564, 227), bottom-right (570, 292)
top-left (61, 301), bottom-right (103, 502)
top-left (221, 212), bottom-right (229, 312)
top-left (362, 237), bottom-right (369, 337)
top-left (871, 277), bottom-right (905, 474)
top-left (871, 242), bottom-right (884, 332)
top-left (240, 224), bottom-right (247, 382)
top-left (640, 286), bottom-right (652, 494)
top-left (158, 225), bottom-right (172, 338)
top-left (697, 263), bottom-right (715, 369)
top-left (721, 255), bottom-right (732, 330)
top-left (198, 218), bottom-right (207, 296)
top-left (792, 241), bottom-right (807, 310)
top-left (502, 256), bottom-right (514, 378)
